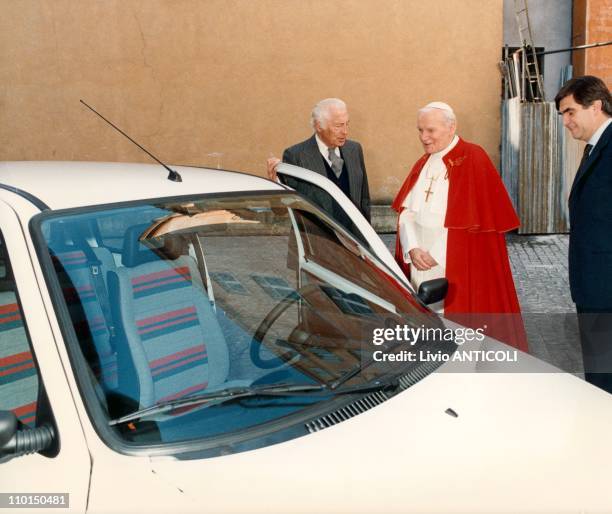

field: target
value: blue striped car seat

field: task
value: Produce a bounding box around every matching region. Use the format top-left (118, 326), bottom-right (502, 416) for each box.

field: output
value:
top-left (52, 247), bottom-right (118, 391)
top-left (111, 230), bottom-right (233, 412)
top-left (0, 291), bottom-right (39, 427)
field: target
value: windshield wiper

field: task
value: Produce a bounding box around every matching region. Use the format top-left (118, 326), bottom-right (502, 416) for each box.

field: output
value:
top-left (109, 380), bottom-right (395, 426)
top-left (329, 337), bottom-right (421, 391)
top-left (328, 351), bottom-right (383, 391)
top-left (331, 323), bottom-right (457, 391)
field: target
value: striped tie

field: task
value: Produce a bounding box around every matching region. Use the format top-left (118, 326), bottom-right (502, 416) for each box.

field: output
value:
top-left (328, 147), bottom-right (344, 178)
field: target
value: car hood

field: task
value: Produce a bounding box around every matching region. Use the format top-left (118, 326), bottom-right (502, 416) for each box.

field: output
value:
top-left (146, 343), bottom-right (612, 513)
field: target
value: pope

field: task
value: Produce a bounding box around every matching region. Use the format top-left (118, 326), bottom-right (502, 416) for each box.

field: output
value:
top-left (392, 102), bottom-right (527, 351)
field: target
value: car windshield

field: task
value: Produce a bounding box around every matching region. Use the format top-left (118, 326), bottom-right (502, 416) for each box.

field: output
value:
top-left (35, 192), bottom-right (448, 450)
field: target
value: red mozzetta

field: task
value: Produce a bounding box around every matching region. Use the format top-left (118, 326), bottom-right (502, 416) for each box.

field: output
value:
top-left (392, 137), bottom-right (528, 351)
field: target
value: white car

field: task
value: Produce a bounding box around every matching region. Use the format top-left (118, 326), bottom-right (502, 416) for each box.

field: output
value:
top-left (0, 160), bottom-right (611, 513)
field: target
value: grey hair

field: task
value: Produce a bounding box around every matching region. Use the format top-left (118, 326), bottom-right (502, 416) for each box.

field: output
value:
top-left (418, 105), bottom-right (456, 126)
top-left (311, 98), bottom-right (347, 129)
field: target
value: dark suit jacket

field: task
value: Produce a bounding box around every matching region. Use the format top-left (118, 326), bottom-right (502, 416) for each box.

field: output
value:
top-left (569, 121), bottom-right (612, 308)
top-left (282, 135), bottom-right (371, 222)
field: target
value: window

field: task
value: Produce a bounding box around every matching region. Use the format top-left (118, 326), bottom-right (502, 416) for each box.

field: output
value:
top-left (33, 193), bottom-right (443, 453)
top-left (210, 272), bottom-right (249, 295)
top-left (0, 234), bottom-right (40, 428)
top-left (321, 286), bottom-right (374, 316)
top-left (250, 274), bottom-right (298, 300)
top-left (279, 174), bottom-right (370, 248)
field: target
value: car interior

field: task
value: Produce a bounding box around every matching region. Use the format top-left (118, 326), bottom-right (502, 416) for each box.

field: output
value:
top-left (38, 197), bottom-right (445, 445)
top-left (0, 238), bottom-right (40, 429)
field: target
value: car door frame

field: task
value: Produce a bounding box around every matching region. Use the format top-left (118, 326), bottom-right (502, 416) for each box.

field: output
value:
top-left (0, 193), bottom-right (91, 512)
top-left (276, 163), bottom-right (410, 288)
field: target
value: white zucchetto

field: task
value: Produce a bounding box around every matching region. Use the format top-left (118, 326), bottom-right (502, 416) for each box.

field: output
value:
top-left (423, 101), bottom-right (455, 116)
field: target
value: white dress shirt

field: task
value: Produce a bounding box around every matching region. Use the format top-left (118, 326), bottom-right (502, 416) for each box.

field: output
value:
top-left (587, 118), bottom-right (612, 153)
top-left (315, 134), bottom-right (341, 166)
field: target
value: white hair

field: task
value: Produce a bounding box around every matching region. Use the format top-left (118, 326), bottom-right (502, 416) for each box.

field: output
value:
top-left (311, 98), bottom-right (347, 129)
top-left (418, 101), bottom-right (456, 125)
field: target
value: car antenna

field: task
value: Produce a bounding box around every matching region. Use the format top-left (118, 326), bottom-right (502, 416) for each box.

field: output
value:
top-left (80, 99), bottom-right (182, 183)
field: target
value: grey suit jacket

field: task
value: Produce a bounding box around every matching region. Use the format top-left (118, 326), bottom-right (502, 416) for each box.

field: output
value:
top-left (282, 135), bottom-right (371, 222)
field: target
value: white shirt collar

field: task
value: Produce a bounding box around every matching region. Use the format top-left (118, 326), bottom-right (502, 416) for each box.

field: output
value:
top-left (428, 135), bottom-right (459, 160)
top-left (587, 118), bottom-right (612, 151)
top-left (315, 134), bottom-right (340, 164)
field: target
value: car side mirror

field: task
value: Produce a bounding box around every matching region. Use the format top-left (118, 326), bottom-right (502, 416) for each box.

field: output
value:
top-left (0, 411), bottom-right (17, 448)
top-left (0, 410), bottom-right (55, 462)
top-left (417, 278), bottom-right (448, 305)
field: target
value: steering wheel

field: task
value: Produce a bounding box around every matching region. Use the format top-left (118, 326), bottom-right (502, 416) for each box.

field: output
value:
top-left (250, 283), bottom-right (321, 369)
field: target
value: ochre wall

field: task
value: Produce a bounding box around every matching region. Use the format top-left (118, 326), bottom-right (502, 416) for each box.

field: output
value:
top-left (572, 0), bottom-right (612, 85)
top-left (0, 0), bottom-right (503, 203)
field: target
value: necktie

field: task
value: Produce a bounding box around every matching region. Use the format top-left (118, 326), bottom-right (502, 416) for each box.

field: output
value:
top-left (579, 144), bottom-right (593, 169)
top-left (328, 147), bottom-right (344, 178)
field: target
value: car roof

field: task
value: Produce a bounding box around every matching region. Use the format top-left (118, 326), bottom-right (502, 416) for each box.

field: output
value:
top-left (0, 161), bottom-right (283, 211)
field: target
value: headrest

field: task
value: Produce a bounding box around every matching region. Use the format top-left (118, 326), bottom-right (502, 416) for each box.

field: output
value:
top-left (121, 224), bottom-right (164, 268)
top-left (121, 224), bottom-right (188, 268)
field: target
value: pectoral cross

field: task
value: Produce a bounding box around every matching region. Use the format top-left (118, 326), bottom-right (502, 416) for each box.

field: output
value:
top-left (424, 177), bottom-right (435, 202)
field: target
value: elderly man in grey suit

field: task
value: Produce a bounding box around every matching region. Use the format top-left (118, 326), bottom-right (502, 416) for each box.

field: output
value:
top-left (267, 98), bottom-right (371, 222)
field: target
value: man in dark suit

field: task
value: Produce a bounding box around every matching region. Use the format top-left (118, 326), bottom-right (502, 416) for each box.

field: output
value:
top-left (267, 98), bottom-right (371, 222)
top-left (555, 75), bottom-right (612, 393)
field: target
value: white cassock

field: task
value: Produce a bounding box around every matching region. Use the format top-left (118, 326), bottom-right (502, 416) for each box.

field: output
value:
top-left (398, 135), bottom-right (459, 312)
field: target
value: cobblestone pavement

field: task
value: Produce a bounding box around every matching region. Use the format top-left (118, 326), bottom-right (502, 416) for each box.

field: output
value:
top-left (379, 233), bottom-right (582, 375)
